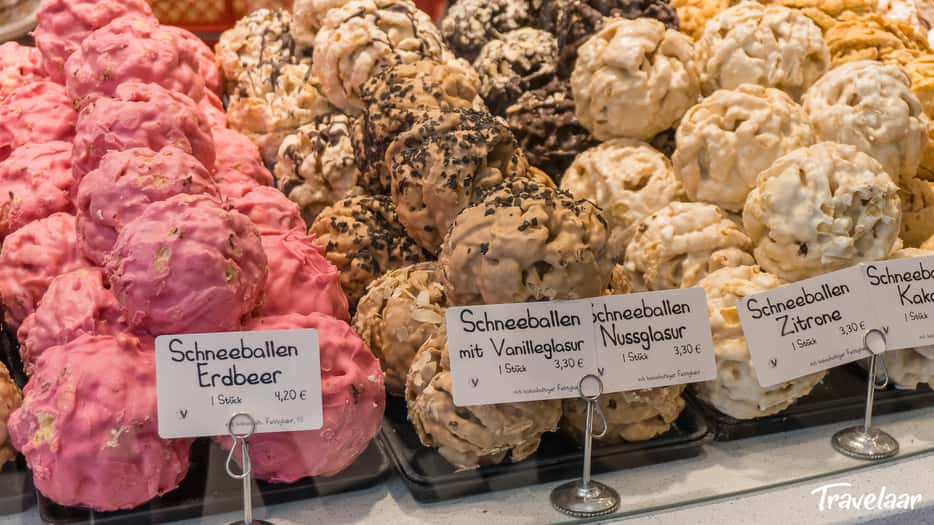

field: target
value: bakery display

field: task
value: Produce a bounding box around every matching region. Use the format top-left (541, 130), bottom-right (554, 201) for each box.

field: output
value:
top-left (353, 262), bottom-right (446, 395)
top-left (674, 84), bottom-right (816, 212)
top-left (696, 3), bottom-right (829, 99)
top-left (0, 141), bottom-right (75, 241)
top-left (0, 81), bottom-right (76, 161)
top-left (0, 42), bottom-right (46, 101)
top-left (743, 142), bottom-right (901, 281)
top-left (0, 362), bottom-right (21, 466)
top-left (474, 27), bottom-right (558, 116)
top-left (572, 17), bottom-right (699, 141)
top-left (693, 265), bottom-right (827, 419)
top-left (563, 386), bottom-right (686, 443)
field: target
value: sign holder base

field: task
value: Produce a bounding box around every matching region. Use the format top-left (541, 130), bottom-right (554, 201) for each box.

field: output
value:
top-left (225, 413), bottom-right (274, 525)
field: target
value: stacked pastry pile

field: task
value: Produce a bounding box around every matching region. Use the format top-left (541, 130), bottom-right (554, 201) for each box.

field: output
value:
top-left (0, 0), bottom-right (384, 511)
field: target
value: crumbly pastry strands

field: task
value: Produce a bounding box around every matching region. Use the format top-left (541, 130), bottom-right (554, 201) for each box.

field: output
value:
top-left (292, 0), bottom-right (353, 45)
top-left (748, 0), bottom-right (876, 31)
top-left (474, 28), bottom-right (558, 117)
top-left (624, 201), bottom-right (755, 291)
top-left (674, 84), bottom-right (816, 212)
top-left (0, 362), bottom-right (21, 466)
top-left (692, 265), bottom-right (827, 419)
top-left (313, 0), bottom-right (447, 113)
top-left (353, 262), bottom-right (446, 395)
top-left (439, 178), bottom-right (613, 306)
top-left (572, 17), bottom-right (699, 142)
top-left (876, 0), bottom-right (932, 37)
top-left (742, 142), bottom-right (901, 282)
top-left (309, 195), bottom-right (430, 308)
top-left (672, 0), bottom-right (729, 39)
top-left (0, 141), bottom-right (75, 242)
top-left (696, 2), bottom-right (829, 99)
top-left (561, 139), bottom-right (685, 255)
top-left (802, 60), bottom-right (928, 186)
top-left (563, 385), bottom-right (686, 443)
top-left (900, 177), bottom-right (934, 246)
top-left (824, 13), bottom-right (931, 67)
top-left (405, 328), bottom-right (562, 469)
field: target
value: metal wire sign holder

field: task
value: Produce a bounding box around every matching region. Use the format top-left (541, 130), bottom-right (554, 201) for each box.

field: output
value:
top-left (225, 413), bottom-right (274, 525)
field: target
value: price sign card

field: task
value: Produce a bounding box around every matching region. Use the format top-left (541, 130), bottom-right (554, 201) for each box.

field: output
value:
top-left (592, 288), bottom-right (716, 391)
top-left (862, 256), bottom-right (934, 351)
top-left (446, 300), bottom-right (598, 405)
top-left (155, 329), bottom-right (323, 439)
top-left (737, 266), bottom-right (880, 388)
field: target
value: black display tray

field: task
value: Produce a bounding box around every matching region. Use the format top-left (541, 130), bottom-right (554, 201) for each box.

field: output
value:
top-left (693, 363), bottom-right (934, 441)
top-left (380, 396), bottom-right (708, 502)
top-left (0, 325), bottom-right (34, 515)
top-left (38, 437), bottom-right (393, 524)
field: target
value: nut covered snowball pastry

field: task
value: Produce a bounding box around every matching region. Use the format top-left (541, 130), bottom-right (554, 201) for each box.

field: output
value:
top-left (32, 0), bottom-right (154, 84)
top-left (560, 139), bottom-right (685, 255)
top-left (405, 328), bottom-right (561, 469)
top-left (212, 127), bottom-right (275, 201)
top-left (259, 230), bottom-right (350, 321)
top-left (76, 147), bottom-right (219, 266)
top-left (310, 195), bottom-right (430, 308)
top-left (571, 17), bottom-right (699, 142)
top-left (312, 0), bottom-right (447, 114)
top-left (9, 334), bottom-right (193, 511)
top-left (824, 14), bottom-right (930, 67)
top-left (72, 82), bottom-right (215, 179)
top-left (563, 386), bottom-right (686, 443)
top-left (0, 141), bottom-right (76, 242)
top-left (439, 178), bottom-right (613, 306)
top-left (353, 262), bottom-right (446, 395)
top-left (292, 0), bottom-right (354, 45)
top-left (64, 15), bottom-right (204, 111)
top-left (695, 3), bottom-right (829, 99)
top-left (0, 362), bottom-right (21, 466)
top-left (440, 0), bottom-right (538, 62)
top-left (17, 268), bottom-right (125, 374)
top-left (802, 60), bottom-right (929, 185)
top-left (227, 186), bottom-right (305, 235)
top-left (673, 84), bottom-right (816, 212)
top-left (354, 59), bottom-right (485, 195)
top-left (742, 142), bottom-right (901, 282)
top-left (0, 214), bottom-right (90, 329)
top-left (227, 63), bottom-right (336, 165)
top-left (387, 109), bottom-right (530, 253)
top-left (0, 42), bottom-right (47, 101)
top-left (876, 0), bottom-right (933, 38)
top-left (473, 28), bottom-right (559, 116)
top-left (623, 202), bottom-right (755, 291)
top-left (215, 313), bottom-right (384, 482)
top-left (693, 265), bottom-right (826, 419)
top-left (900, 178), bottom-right (934, 247)
top-left (106, 195), bottom-right (267, 336)
top-left (0, 82), bottom-right (76, 162)
top-left (276, 114), bottom-right (360, 223)
top-left (671, 0), bottom-right (729, 40)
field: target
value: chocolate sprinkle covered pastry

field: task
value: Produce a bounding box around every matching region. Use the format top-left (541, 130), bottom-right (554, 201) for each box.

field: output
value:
top-left (440, 0), bottom-right (534, 62)
top-left (505, 79), bottom-right (596, 181)
top-left (563, 386), bottom-right (686, 443)
top-left (276, 113), bottom-right (360, 224)
top-left (556, 0), bottom-right (680, 76)
top-left (353, 262), bottom-right (446, 395)
top-left (387, 109), bottom-right (529, 253)
top-left (216, 9), bottom-right (311, 96)
top-left (0, 362), bottom-right (21, 465)
top-left (474, 28), bottom-right (559, 116)
top-left (354, 60), bottom-right (485, 194)
top-left (309, 195), bottom-right (431, 308)
top-left (439, 178), bottom-right (613, 306)
top-left (405, 327), bottom-right (562, 469)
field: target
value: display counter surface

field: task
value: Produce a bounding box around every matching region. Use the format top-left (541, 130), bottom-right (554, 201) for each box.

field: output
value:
top-left (2, 407), bottom-right (934, 525)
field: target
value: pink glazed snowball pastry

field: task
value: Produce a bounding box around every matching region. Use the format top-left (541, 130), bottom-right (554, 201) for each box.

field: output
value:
top-left (72, 82), bottom-right (215, 178)
top-left (163, 26), bottom-right (223, 95)
top-left (199, 92), bottom-right (228, 129)
top-left (9, 334), bottom-right (192, 511)
top-left (32, 0), bottom-right (154, 84)
top-left (260, 230), bottom-right (349, 320)
top-left (0, 213), bottom-right (89, 329)
top-left (106, 194), bottom-right (267, 335)
top-left (0, 82), bottom-right (76, 162)
top-left (0, 43), bottom-right (46, 101)
top-left (216, 313), bottom-right (384, 482)
top-left (228, 186), bottom-right (304, 234)
top-left (212, 127), bottom-right (274, 199)
top-left (17, 268), bottom-right (126, 374)
top-left (76, 147), bottom-right (220, 265)
top-left (64, 15), bottom-right (204, 111)
top-left (0, 141), bottom-right (76, 241)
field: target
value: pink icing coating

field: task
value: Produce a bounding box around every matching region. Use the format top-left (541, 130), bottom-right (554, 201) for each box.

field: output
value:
top-left (0, 43), bottom-right (46, 101)
top-left (260, 229), bottom-right (350, 320)
top-left (33, 0), bottom-right (154, 84)
top-left (0, 141), bottom-right (76, 241)
top-left (8, 334), bottom-right (192, 511)
top-left (64, 16), bottom-right (203, 110)
top-left (106, 194), bottom-right (268, 335)
top-left (72, 82), bottom-right (215, 178)
top-left (217, 313), bottom-right (385, 482)
top-left (0, 213), bottom-right (90, 328)
top-left (163, 26), bottom-right (223, 95)
top-left (76, 147), bottom-right (220, 266)
top-left (0, 82), bottom-right (76, 162)
top-left (199, 91), bottom-right (228, 129)
top-left (17, 268), bottom-right (126, 374)
top-left (212, 128), bottom-right (274, 200)
top-left (229, 186), bottom-right (305, 235)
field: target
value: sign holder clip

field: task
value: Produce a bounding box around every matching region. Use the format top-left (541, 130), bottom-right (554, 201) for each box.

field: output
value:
top-left (225, 413), bottom-right (273, 525)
